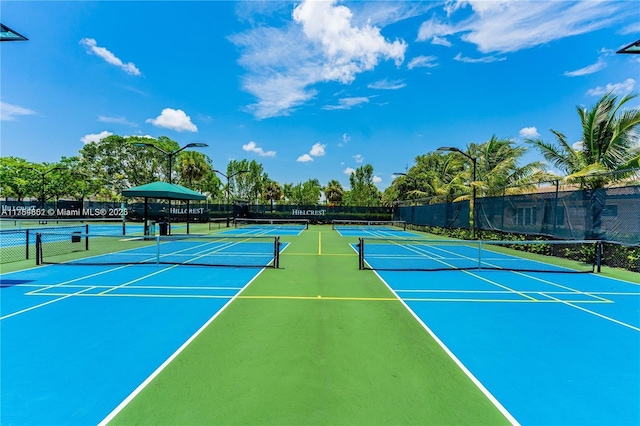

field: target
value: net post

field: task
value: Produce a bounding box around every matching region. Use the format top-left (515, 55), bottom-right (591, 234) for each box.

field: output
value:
top-left (26, 229), bottom-right (30, 260)
top-left (478, 240), bottom-right (482, 269)
top-left (35, 233), bottom-right (42, 265)
top-left (596, 241), bottom-right (602, 273)
top-left (85, 224), bottom-right (89, 251)
top-left (156, 235), bottom-right (160, 265)
top-left (274, 236), bottom-right (280, 268)
top-left (358, 238), bottom-right (364, 270)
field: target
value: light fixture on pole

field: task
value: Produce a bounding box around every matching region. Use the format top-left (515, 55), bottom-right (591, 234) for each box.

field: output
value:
top-left (28, 166), bottom-right (65, 210)
top-left (437, 146), bottom-right (477, 238)
top-left (133, 142), bottom-right (209, 184)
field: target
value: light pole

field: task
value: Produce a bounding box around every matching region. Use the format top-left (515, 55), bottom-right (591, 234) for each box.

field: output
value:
top-left (28, 166), bottom-right (65, 210)
top-left (437, 146), bottom-right (477, 238)
top-left (132, 142), bottom-right (209, 184)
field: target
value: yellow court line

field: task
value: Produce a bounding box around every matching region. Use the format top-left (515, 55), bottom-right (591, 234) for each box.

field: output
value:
top-left (284, 253), bottom-right (355, 256)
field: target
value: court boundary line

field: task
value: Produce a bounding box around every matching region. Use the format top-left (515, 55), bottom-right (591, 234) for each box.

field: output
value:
top-left (0, 286), bottom-right (96, 320)
top-left (371, 268), bottom-right (520, 425)
top-left (539, 292), bottom-right (640, 332)
top-left (97, 267), bottom-right (268, 425)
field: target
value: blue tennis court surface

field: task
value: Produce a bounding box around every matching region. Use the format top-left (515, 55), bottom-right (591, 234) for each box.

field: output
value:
top-left (0, 262), bottom-right (271, 425)
top-left (221, 226), bottom-right (306, 236)
top-left (335, 226), bottom-right (414, 238)
top-left (375, 267), bottom-right (640, 424)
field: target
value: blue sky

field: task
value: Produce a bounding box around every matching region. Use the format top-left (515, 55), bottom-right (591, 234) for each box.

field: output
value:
top-left (1, 0), bottom-right (639, 190)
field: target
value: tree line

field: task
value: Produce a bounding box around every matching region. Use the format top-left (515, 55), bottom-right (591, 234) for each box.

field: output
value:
top-left (1, 92), bottom-right (638, 207)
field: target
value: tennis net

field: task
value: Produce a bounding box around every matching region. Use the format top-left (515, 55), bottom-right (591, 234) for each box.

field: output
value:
top-left (357, 238), bottom-right (600, 273)
top-left (36, 232), bottom-right (281, 268)
top-left (332, 220), bottom-right (406, 231)
top-left (234, 218), bottom-right (309, 230)
top-left (1, 224), bottom-right (89, 263)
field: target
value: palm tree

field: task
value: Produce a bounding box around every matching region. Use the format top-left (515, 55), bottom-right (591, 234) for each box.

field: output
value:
top-left (323, 179), bottom-right (345, 205)
top-left (470, 136), bottom-right (553, 197)
top-left (526, 92), bottom-right (640, 189)
top-left (262, 180), bottom-right (283, 208)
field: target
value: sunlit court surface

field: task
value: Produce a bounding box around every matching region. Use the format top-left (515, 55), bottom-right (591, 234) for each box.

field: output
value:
top-left (2, 1), bottom-right (640, 424)
top-left (1, 223), bottom-right (639, 425)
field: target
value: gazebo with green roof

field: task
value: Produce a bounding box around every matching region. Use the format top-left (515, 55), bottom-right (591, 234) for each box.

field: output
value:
top-left (122, 182), bottom-right (206, 235)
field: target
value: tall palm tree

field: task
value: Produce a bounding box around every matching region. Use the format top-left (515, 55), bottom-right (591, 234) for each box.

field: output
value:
top-left (526, 92), bottom-right (640, 188)
top-left (469, 136), bottom-right (553, 197)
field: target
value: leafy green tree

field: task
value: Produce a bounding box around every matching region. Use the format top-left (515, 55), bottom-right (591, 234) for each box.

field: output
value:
top-left (527, 92), bottom-right (640, 188)
top-left (176, 151), bottom-right (211, 188)
top-left (226, 159), bottom-right (266, 203)
top-left (345, 164), bottom-right (381, 206)
top-left (323, 179), bottom-right (345, 205)
top-left (289, 179), bottom-right (322, 205)
top-left (198, 171), bottom-right (224, 201)
top-left (0, 157), bottom-right (35, 201)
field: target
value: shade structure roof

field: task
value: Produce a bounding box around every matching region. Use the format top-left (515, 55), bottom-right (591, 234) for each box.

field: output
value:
top-left (122, 181), bottom-right (206, 201)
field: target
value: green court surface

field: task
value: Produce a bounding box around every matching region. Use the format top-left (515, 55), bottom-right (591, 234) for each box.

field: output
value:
top-left (109, 225), bottom-right (509, 425)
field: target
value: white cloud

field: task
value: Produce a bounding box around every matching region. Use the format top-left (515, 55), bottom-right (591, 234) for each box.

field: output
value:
top-left (80, 38), bottom-right (141, 76)
top-left (418, 1), bottom-right (629, 54)
top-left (368, 79), bottom-right (406, 90)
top-left (344, 167), bottom-right (356, 175)
top-left (323, 96), bottom-right (370, 110)
top-left (145, 108), bottom-right (197, 132)
top-left (242, 141), bottom-right (276, 157)
top-left (431, 36), bottom-right (452, 47)
top-left (339, 132), bottom-right (351, 147)
top-left (297, 142), bottom-right (327, 163)
top-left (297, 154), bottom-right (314, 162)
top-left (98, 115), bottom-right (136, 126)
top-left (586, 78), bottom-right (636, 97)
top-left (310, 142), bottom-right (326, 157)
top-left (353, 154), bottom-right (364, 163)
top-left (373, 175), bottom-right (382, 184)
top-left (231, 0), bottom-right (407, 119)
top-left (564, 59), bottom-right (606, 77)
top-left (519, 127), bottom-right (540, 138)
top-left (0, 101), bottom-right (36, 121)
top-left (407, 55), bottom-right (438, 69)
top-left (454, 52), bottom-right (505, 63)
top-left (80, 130), bottom-right (113, 144)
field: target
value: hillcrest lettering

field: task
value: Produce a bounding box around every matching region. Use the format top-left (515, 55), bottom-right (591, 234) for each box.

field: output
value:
top-left (292, 209), bottom-right (326, 216)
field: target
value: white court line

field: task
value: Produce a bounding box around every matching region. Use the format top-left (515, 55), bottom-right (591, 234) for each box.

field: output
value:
top-left (97, 266), bottom-right (268, 425)
top-left (371, 269), bottom-right (520, 425)
top-left (0, 286), bottom-right (96, 321)
top-left (539, 293), bottom-right (640, 332)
